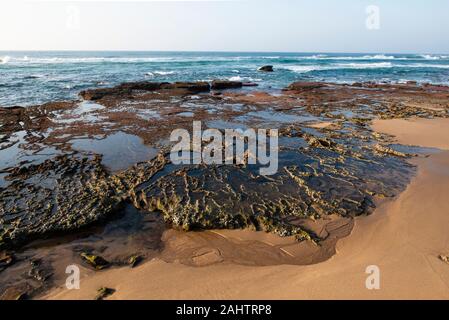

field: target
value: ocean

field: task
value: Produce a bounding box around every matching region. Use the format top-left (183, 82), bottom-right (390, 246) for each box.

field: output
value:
top-left (1, 51), bottom-right (448, 107)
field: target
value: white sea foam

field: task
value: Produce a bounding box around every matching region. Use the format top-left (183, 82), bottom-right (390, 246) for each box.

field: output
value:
top-left (0, 55), bottom-right (287, 65)
top-left (229, 76), bottom-right (243, 81)
top-left (154, 71), bottom-right (176, 75)
top-left (283, 65), bottom-right (324, 73)
top-left (404, 63), bottom-right (449, 69)
top-left (227, 75), bottom-right (261, 82)
top-left (302, 54), bottom-right (396, 60)
top-left (0, 56), bottom-right (10, 64)
top-left (362, 54), bottom-right (396, 60)
top-left (419, 54), bottom-right (449, 60)
top-left (4, 56), bottom-right (178, 64)
top-left (7, 54), bottom-right (448, 66)
top-left (284, 62), bottom-right (393, 73)
top-left (337, 62), bottom-right (393, 68)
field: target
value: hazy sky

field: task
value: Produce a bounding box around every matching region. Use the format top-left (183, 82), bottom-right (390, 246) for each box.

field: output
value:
top-left (0, 0), bottom-right (448, 53)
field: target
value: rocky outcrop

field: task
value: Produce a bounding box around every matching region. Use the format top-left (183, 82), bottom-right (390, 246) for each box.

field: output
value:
top-left (80, 81), bottom-right (211, 100)
top-left (211, 80), bottom-right (243, 90)
top-left (169, 81), bottom-right (211, 93)
top-left (258, 65), bottom-right (274, 72)
top-left (284, 81), bottom-right (327, 92)
top-left (80, 82), bottom-right (167, 100)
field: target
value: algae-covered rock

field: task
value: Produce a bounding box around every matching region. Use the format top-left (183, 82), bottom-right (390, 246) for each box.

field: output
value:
top-left (28, 259), bottom-right (53, 282)
top-left (0, 251), bottom-right (14, 271)
top-left (80, 253), bottom-right (110, 270)
top-left (373, 144), bottom-right (408, 157)
top-left (0, 155), bottom-right (121, 249)
top-left (128, 255), bottom-right (143, 268)
top-left (95, 287), bottom-right (115, 300)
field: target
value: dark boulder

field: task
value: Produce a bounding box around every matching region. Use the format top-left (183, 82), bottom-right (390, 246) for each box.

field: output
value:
top-left (258, 65), bottom-right (274, 72)
top-left (211, 80), bottom-right (243, 90)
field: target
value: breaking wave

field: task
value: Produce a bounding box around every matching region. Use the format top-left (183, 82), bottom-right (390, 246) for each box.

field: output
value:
top-left (0, 56), bottom-right (10, 64)
top-left (283, 62), bottom-right (393, 73)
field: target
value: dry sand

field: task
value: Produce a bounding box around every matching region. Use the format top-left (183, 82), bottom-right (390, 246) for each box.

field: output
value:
top-left (43, 117), bottom-right (449, 300)
top-left (372, 117), bottom-right (449, 150)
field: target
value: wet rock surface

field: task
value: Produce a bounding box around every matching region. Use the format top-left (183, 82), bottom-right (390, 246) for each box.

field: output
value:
top-left (0, 80), bottom-right (448, 298)
top-left (258, 65), bottom-right (274, 72)
top-left (79, 81), bottom-right (211, 101)
top-left (95, 287), bottom-right (115, 300)
top-left (211, 80), bottom-right (243, 90)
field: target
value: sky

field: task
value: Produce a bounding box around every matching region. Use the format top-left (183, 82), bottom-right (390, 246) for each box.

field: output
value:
top-left (0, 0), bottom-right (448, 53)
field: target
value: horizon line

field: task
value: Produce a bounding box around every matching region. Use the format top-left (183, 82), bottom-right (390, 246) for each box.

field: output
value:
top-left (1, 49), bottom-right (448, 55)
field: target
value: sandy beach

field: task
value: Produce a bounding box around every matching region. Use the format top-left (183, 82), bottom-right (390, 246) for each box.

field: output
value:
top-left (41, 116), bottom-right (449, 300)
top-left (1, 79), bottom-right (448, 301)
top-left (2, 0), bottom-right (449, 306)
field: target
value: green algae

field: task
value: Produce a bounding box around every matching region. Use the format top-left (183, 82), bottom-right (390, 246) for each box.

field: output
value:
top-left (95, 287), bottom-right (116, 300)
top-left (80, 253), bottom-right (110, 270)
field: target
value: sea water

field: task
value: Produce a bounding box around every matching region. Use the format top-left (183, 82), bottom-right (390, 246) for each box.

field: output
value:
top-left (0, 51), bottom-right (448, 107)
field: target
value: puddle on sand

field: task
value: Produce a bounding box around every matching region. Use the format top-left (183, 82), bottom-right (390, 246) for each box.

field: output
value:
top-left (70, 131), bottom-right (158, 172)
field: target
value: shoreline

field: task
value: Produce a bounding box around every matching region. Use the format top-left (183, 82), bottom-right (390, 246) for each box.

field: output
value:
top-left (43, 116), bottom-right (449, 300)
top-left (0, 80), bottom-right (448, 299)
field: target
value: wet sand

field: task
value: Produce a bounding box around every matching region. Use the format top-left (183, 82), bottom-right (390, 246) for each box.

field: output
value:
top-left (43, 117), bottom-right (449, 300)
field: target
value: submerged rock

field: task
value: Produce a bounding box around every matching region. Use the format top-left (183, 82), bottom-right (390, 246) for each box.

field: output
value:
top-left (0, 155), bottom-right (120, 249)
